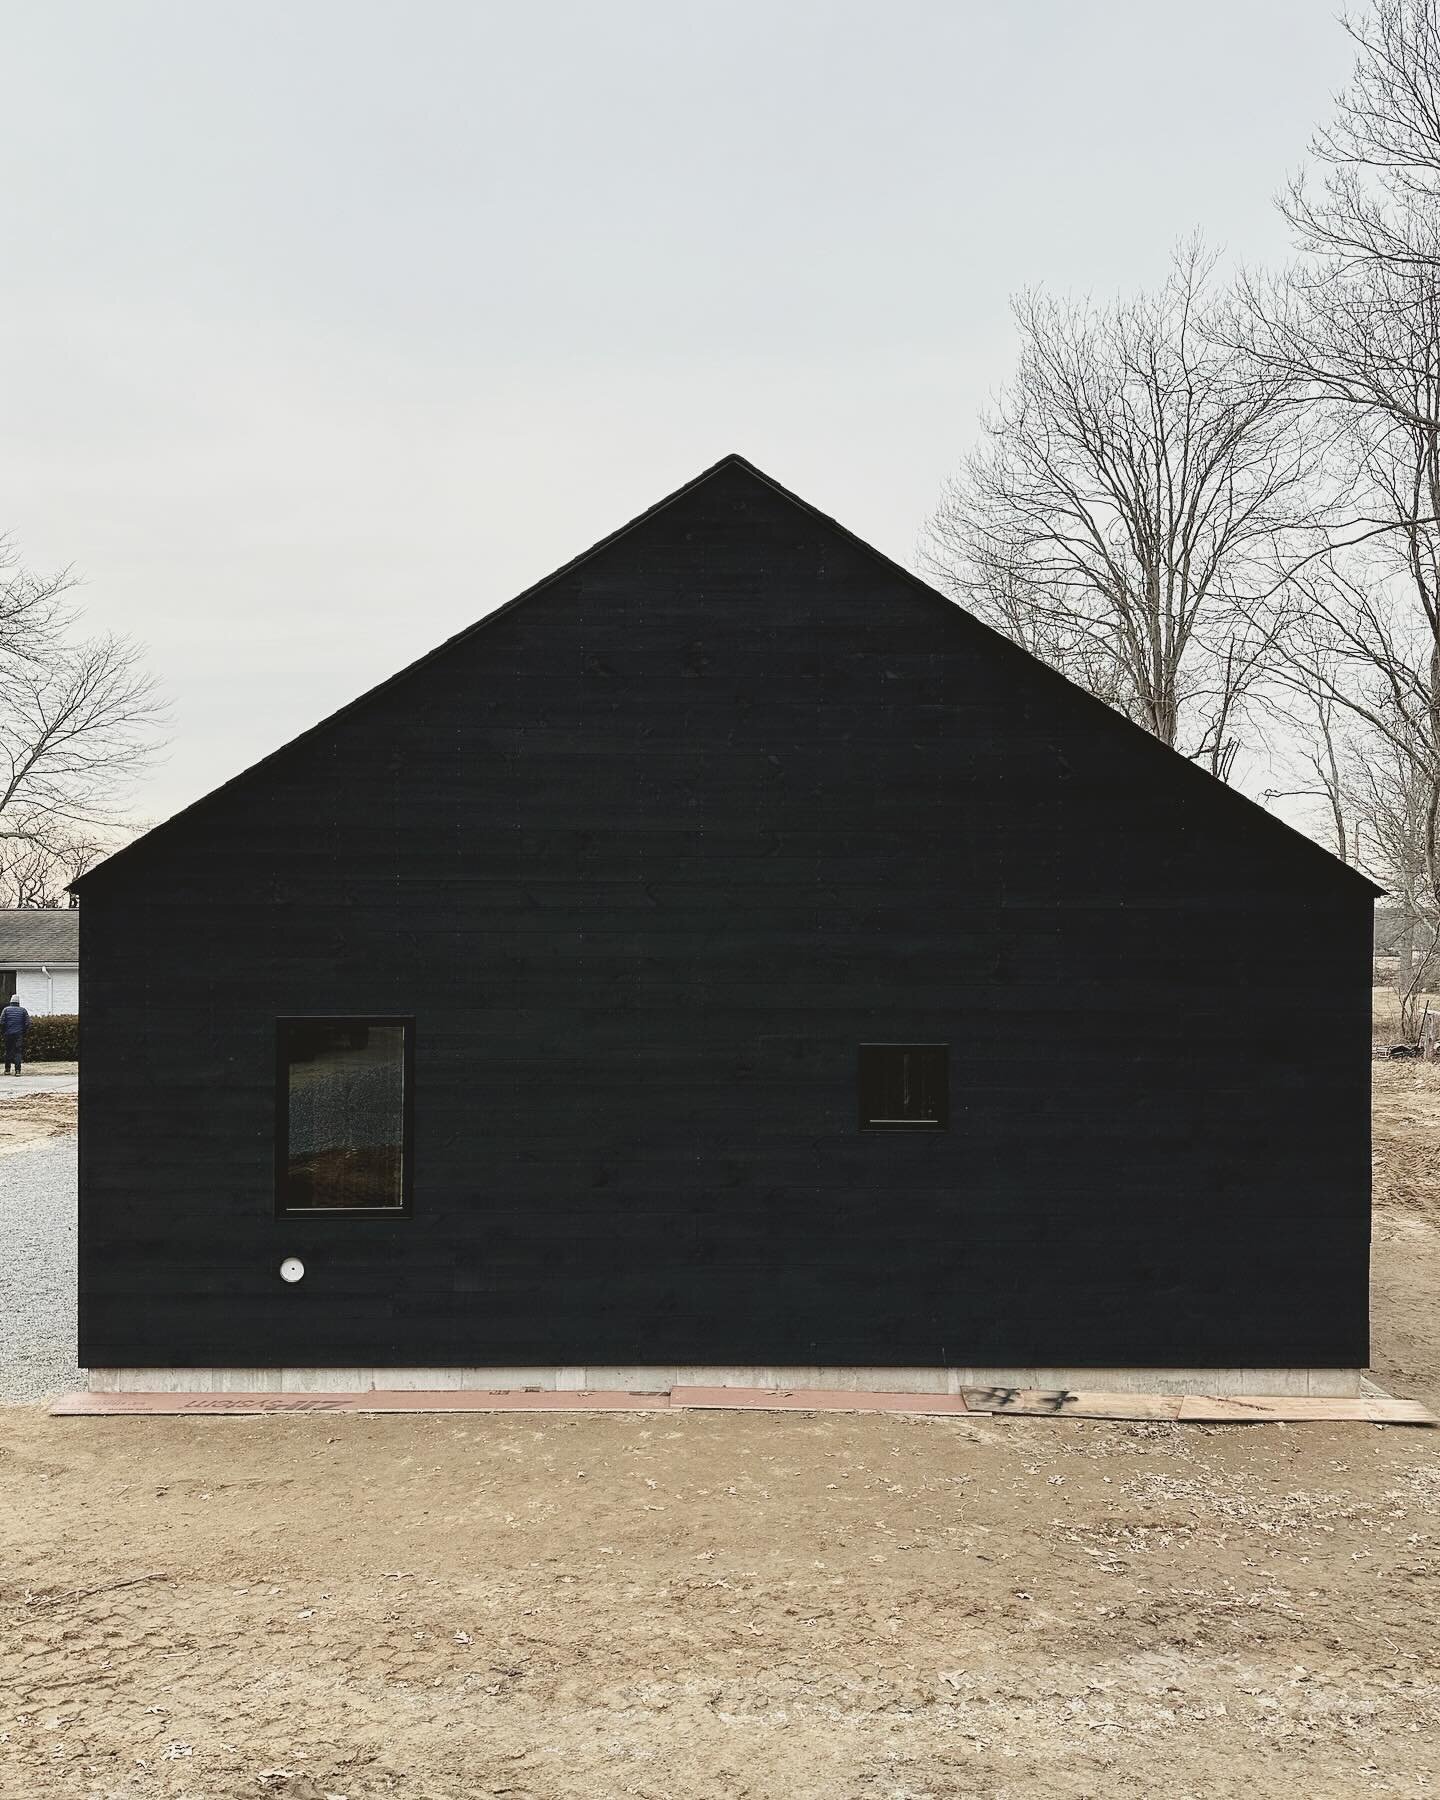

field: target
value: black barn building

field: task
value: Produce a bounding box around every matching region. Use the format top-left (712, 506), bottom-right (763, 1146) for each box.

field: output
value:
top-left (74, 457), bottom-right (1377, 1396)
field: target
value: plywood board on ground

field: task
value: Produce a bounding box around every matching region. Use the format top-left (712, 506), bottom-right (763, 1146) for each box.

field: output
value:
top-left (669, 1386), bottom-right (972, 1415)
top-left (963, 1388), bottom-right (1184, 1419)
top-left (959, 1388), bottom-right (1436, 1425)
top-left (1176, 1393), bottom-right (1437, 1425)
top-left (49, 1390), bottom-right (674, 1417)
top-left (48, 1385), bottom-right (1437, 1425)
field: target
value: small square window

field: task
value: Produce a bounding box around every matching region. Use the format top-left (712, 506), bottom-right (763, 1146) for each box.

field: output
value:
top-left (276, 1017), bottom-right (413, 1213)
top-left (858, 1044), bottom-right (948, 1130)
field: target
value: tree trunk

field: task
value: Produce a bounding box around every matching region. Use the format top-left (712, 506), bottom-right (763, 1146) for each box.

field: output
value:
top-left (1397, 917), bottom-right (1415, 1023)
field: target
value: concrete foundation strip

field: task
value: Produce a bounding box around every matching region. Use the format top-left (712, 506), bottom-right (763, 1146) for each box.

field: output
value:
top-left (47, 1385), bottom-right (1437, 1423)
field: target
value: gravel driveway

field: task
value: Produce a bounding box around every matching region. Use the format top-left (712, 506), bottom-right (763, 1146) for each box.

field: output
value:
top-left (0, 1130), bottom-right (81, 1402)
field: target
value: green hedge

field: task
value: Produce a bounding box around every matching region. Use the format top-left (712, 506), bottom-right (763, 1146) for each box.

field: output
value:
top-left (26, 1014), bottom-right (78, 1061)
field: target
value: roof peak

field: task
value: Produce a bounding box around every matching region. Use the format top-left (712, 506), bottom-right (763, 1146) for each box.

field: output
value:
top-left (73, 455), bottom-right (1379, 899)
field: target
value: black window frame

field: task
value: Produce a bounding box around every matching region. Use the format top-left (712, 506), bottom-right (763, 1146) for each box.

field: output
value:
top-left (858, 1043), bottom-right (949, 1131)
top-left (275, 1014), bottom-right (416, 1217)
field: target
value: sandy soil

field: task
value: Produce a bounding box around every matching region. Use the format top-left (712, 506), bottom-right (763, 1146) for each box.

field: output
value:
top-left (0, 1089), bottom-right (78, 1157)
top-left (1371, 1060), bottom-right (1440, 1411)
top-left (2, 1068), bottom-right (1439, 1798)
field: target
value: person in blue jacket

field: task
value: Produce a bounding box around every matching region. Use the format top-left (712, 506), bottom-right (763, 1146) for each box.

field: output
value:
top-left (1, 995), bottom-right (30, 1075)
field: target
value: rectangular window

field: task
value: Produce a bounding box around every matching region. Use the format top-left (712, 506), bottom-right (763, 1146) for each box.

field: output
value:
top-left (276, 1017), bottom-right (413, 1213)
top-left (858, 1043), bottom-right (948, 1130)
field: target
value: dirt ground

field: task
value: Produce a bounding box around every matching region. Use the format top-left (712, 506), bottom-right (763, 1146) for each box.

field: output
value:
top-left (0, 1088), bottom-right (78, 1157)
top-left (3, 1067), bottom-right (1440, 1798)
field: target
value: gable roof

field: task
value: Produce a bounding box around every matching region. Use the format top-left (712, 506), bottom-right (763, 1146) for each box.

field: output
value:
top-left (0, 908), bottom-right (80, 961)
top-left (73, 453), bottom-right (1381, 899)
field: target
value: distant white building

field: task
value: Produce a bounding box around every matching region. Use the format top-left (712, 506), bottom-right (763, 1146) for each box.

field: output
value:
top-left (0, 908), bottom-right (79, 1014)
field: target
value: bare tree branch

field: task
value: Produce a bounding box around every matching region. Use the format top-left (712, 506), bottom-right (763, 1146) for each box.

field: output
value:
top-left (921, 241), bottom-right (1320, 775)
top-left (0, 537), bottom-right (167, 907)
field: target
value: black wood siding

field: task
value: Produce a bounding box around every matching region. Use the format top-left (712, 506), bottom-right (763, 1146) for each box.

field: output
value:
top-left (76, 459), bottom-right (1373, 1371)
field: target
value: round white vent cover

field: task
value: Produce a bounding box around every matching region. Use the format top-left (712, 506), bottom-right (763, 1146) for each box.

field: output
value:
top-left (279, 1257), bottom-right (305, 1284)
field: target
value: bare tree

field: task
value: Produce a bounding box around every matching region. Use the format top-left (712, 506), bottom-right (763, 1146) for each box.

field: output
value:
top-left (1264, 665), bottom-right (1356, 868)
top-left (922, 242), bottom-right (1317, 780)
top-left (1263, 655), bottom-right (1440, 1034)
top-left (1349, 734), bottom-right (1439, 1034)
top-left (1283, 0), bottom-right (1440, 274)
top-left (0, 536), bottom-right (166, 906)
top-left (1233, 0), bottom-right (1440, 991)
top-left (0, 827), bottom-right (112, 908)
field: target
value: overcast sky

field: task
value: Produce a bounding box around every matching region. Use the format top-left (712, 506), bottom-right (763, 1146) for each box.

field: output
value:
top-left (1, 1), bottom-right (1356, 826)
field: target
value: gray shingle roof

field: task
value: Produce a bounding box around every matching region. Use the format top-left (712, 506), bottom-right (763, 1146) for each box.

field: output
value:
top-left (0, 909), bottom-right (79, 962)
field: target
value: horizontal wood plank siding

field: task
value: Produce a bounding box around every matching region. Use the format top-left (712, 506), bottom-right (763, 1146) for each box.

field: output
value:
top-left (77, 462), bottom-right (1372, 1371)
